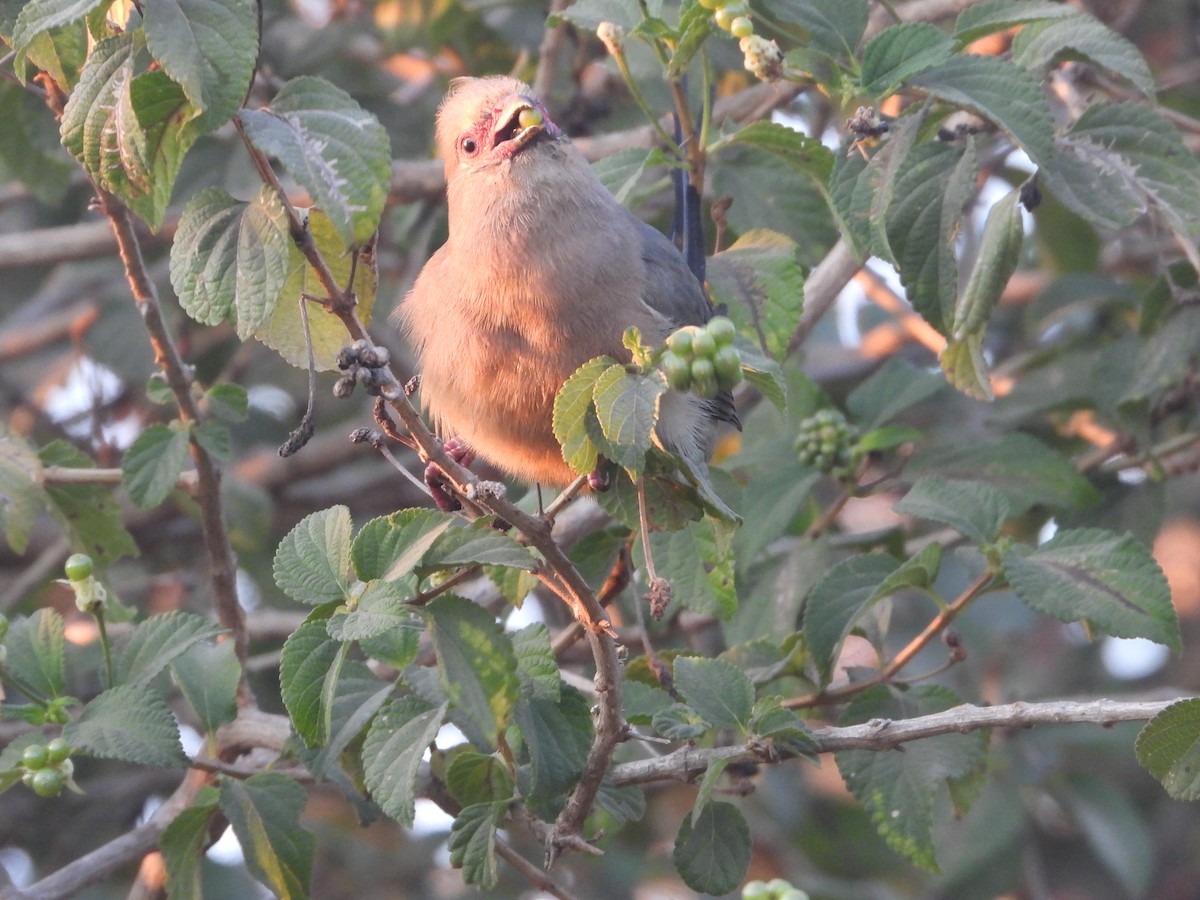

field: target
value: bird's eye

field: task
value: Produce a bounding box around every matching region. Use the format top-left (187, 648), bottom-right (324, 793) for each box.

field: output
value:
top-left (460, 137), bottom-right (478, 156)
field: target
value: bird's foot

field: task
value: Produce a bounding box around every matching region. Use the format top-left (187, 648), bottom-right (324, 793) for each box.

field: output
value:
top-left (424, 437), bottom-right (478, 512)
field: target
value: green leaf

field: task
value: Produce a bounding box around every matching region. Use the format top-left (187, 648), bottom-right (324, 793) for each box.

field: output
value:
top-left (554, 355), bottom-right (616, 476)
top-left (66, 684), bottom-right (189, 766)
top-left (549, 0), bottom-right (642, 30)
top-left (273, 506), bottom-right (353, 606)
top-left (1012, 15), bottom-right (1154, 96)
top-left (121, 423), bottom-right (191, 509)
top-left (114, 610), bottom-right (225, 687)
top-left (909, 54), bottom-right (1054, 166)
top-left (303, 658), bottom-right (394, 779)
top-left (142, 0), bottom-right (258, 132)
top-left (161, 799), bottom-right (219, 900)
top-left (623, 680), bottom-right (673, 724)
top-left (952, 187), bottom-right (1025, 339)
top-left (205, 383), bottom-right (250, 423)
top-left (253, 207), bottom-right (379, 370)
top-left (362, 696), bottom-right (447, 825)
top-left (326, 580), bottom-right (421, 642)
top-left (734, 337), bottom-right (787, 412)
top-left (653, 703), bottom-right (711, 740)
top-left (804, 554), bottom-right (900, 685)
top-left (645, 520), bottom-right (737, 619)
top-left (593, 147), bottom-right (671, 207)
top-left (707, 230), bottom-right (806, 361)
top-left (596, 779), bottom-right (647, 825)
top-left (1136, 699), bottom-right (1200, 801)
top-left (39, 440), bottom-right (138, 566)
top-left (171, 639), bottom-right (240, 734)
top-left (238, 76), bottom-right (391, 246)
top-left (748, 697), bottom-right (818, 759)
top-left (673, 801), bottom-right (752, 896)
top-left (673, 657), bottom-right (753, 731)
top-left (280, 619), bottom-right (340, 746)
top-left (860, 23), bottom-right (954, 97)
top-left (512, 623), bottom-right (560, 701)
top-left (894, 476), bottom-right (1011, 544)
top-left (11, 0), bottom-right (104, 55)
top-left (515, 687), bottom-right (594, 809)
top-left (2, 608), bottom-right (66, 699)
top-left (886, 141), bottom-right (976, 333)
top-left (940, 333), bottom-right (993, 401)
top-left (871, 543), bottom-right (942, 603)
top-left (446, 751), bottom-right (515, 808)
top-left (448, 801), bottom-right (505, 890)
top-left (0, 431), bottom-right (43, 554)
top-left (191, 420), bottom-right (231, 464)
top-left (1001, 528), bottom-right (1180, 651)
top-left (836, 685), bottom-right (987, 871)
top-left (425, 595), bottom-right (519, 749)
top-left (771, 0), bottom-right (868, 59)
top-left (592, 363), bottom-right (663, 477)
top-left (0, 82), bottom-right (74, 205)
top-left (170, 186), bottom-right (245, 326)
top-left (953, 0), bottom-right (1079, 43)
top-left (234, 188), bottom-right (293, 340)
top-left (1122, 304), bottom-right (1200, 407)
top-left (720, 121), bottom-right (834, 183)
top-left (846, 357), bottom-right (944, 429)
top-left (691, 757), bottom-right (730, 820)
top-left (908, 433), bottom-right (1099, 515)
top-left (219, 773), bottom-right (314, 900)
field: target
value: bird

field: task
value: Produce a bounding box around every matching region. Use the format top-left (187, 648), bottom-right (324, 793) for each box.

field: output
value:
top-left (398, 75), bottom-right (738, 490)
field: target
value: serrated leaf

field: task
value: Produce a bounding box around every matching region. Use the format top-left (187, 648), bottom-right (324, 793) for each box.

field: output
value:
top-left (512, 623), bottom-right (559, 701)
top-left (11, 0), bottom-right (103, 54)
top-left (1002, 528), bottom-right (1180, 651)
top-left (593, 363), bottom-right (662, 476)
top-left (953, 0), bottom-right (1079, 42)
top-left (280, 619), bottom-right (340, 745)
top-left (652, 703), bottom-right (711, 740)
top-left (170, 186), bottom-right (245, 326)
top-left (836, 685), bottom-right (987, 871)
top-left (667, 2), bottom-right (710, 77)
top-left (114, 610), bottom-right (225, 687)
top-left (847, 357), bottom-right (944, 429)
top-left (66, 684), bottom-right (188, 766)
top-left (735, 337), bottom-right (787, 411)
top-left (910, 54), bottom-right (1054, 166)
top-left (554, 355), bottom-right (616, 475)
top-left (142, 0), bottom-right (258, 132)
top-left (673, 657), bottom-right (753, 730)
top-left (425, 595), bottom-right (519, 749)
top-left (549, 0), bottom-right (642, 30)
top-left (1136, 699), bottom-right (1200, 801)
top-left (446, 751), bottom-right (515, 808)
top-left (707, 231), bottom-right (806, 362)
top-left (748, 697), bottom-right (818, 759)
top-left (304, 658), bottom-right (392, 779)
top-left (871, 543), bottom-right (942, 603)
top-left (254, 207), bottom-right (379, 370)
top-left (623, 680), bottom-right (674, 724)
top-left (205, 383), bottom-right (249, 422)
top-left (804, 554), bottom-right (900, 685)
top-left (908, 433), bottom-right (1099, 515)
top-left (691, 757), bottom-right (730, 820)
top-left (39, 441), bottom-right (138, 566)
top-left (673, 801), bottom-right (751, 896)
top-left (235, 188), bottom-right (292, 340)
top-left (593, 147), bottom-right (670, 207)
top-left (2, 608), bottom-right (66, 699)
top-left (121, 423), bottom-right (191, 509)
top-left (448, 801), bottom-right (505, 890)
top-left (772, 0), bottom-right (868, 58)
top-left (721, 121), bottom-right (834, 182)
top-left (515, 687), bottom-right (594, 808)
top-left (645, 521), bottom-right (737, 619)
top-left (161, 799), bottom-right (219, 900)
top-left (192, 420), bottom-right (231, 464)
top-left (274, 506), bottom-right (353, 605)
top-left (238, 76), bottom-right (391, 246)
top-left (1012, 15), bottom-right (1154, 96)
top-left (171, 639), bottom-right (240, 734)
top-left (1121, 304), bottom-right (1200, 406)
top-left (219, 773), bottom-right (314, 900)
top-left (895, 476), bottom-right (1011, 544)
top-left (362, 696), bottom-right (446, 824)
top-left (596, 779), bottom-right (647, 825)
top-left (326, 579), bottom-right (421, 642)
top-left (0, 432), bottom-right (43, 554)
top-left (861, 23), bottom-right (955, 97)
top-left (952, 187), bottom-right (1025, 339)
top-left (886, 141), bottom-right (976, 333)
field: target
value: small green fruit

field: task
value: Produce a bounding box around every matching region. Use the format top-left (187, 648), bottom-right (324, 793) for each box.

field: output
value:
top-left (714, 4), bottom-right (748, 30)
top-left (64, 553), bottom-right (93, 582)
top-left (690, 359), bottom-right (719, 398)
top-left (691, 329), bottom-right (717, 359)
top-left (730, 16), bottom-right (754, 37)
top-left (30, 767), bottom-right (64, 798)
top-left (698, 0), bottom-right (724, 8)
top-left (518, 107), bottom-right (543, 130)
top-left (22, 744), bottom-right (49, 770)
top-left (713, 345), bottom-right (743, 388)
top-left (667, 326), bottom-right (699, 357)
top-left (46, 738), bottom-right (71, 765)
top-left (707, 316), bottom-right (736, 346)
top-left (661, 351), bottom-right (693, 391)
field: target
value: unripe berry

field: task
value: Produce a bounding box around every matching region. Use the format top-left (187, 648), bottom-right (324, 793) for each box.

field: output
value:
top-left (30, 767), bottom-right (64, 798)
top-left (690, 358), bottom-right (719, 398)
top-left (691, 329), bottom-right (717, 360)
top-left (730, 16), bottom-right (754, 38)
top-left (64, 553), bottom-right (93, 582)
top-left (661, 351), bottom-right (693, 391)
top-left (713, 345), bottom-right (743, 388)
top-left (667, 326), bottom-right (699, 357)
top-left (22, 744), bottom-right (49, 770)
top-left (518, 107), bottom-right (544, 130)
top-left (707, 316), bottom-right (736, 346)
top-left (46, 738), bottom-right (71, 765)
top-left (698, 0), bottom-right (723, 8)
top-left (714, 4), bottom-right (748, 30)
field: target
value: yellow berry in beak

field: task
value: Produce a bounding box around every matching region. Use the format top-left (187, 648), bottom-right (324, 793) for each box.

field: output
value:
top-left (518, 107), bottom-right (543, 130)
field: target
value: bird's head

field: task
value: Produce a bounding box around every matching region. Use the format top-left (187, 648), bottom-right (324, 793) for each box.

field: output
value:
top-left (435, 76), bottom-right (564, 180)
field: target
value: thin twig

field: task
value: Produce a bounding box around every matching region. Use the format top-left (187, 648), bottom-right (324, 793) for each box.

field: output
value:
top-left (495, 839), bottom-right (583, 900)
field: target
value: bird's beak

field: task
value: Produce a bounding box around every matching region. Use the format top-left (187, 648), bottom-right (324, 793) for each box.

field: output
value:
top-left (490, 94), bottom-right (552, 155)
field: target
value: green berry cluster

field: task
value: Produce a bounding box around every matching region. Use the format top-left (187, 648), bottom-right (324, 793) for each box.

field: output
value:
top-left (660, 317), bottom-right (743, 398)
top-left (20, 738), bottom-right (73, 798)
top-left (795, 408), bottom-right (859, 474)
top-left (742, 879), bottom-right (809, 900)
top-left (699, 0), bottom-right (754, 38)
